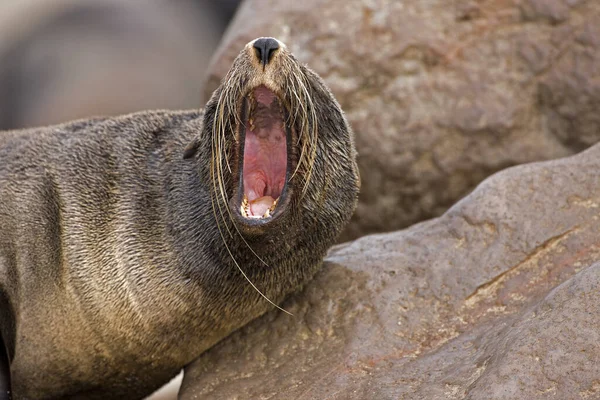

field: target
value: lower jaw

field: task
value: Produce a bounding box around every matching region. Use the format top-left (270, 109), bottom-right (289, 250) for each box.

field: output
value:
top-left (240, 194), bottom-right (279, 219)
top-left (233, 175), bottom-right (295, 227)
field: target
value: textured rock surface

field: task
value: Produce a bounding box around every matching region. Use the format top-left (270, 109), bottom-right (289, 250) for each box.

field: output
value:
top-left (180, 143), bottom-right (600, 399)
top-left (205, 0), bottom-right (600, 241)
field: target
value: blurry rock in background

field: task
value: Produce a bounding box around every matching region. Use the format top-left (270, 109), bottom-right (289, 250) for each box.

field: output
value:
top-left (206, 0), bottom-right (600, 242)
top-left (0, 0), bottom-right (239, 130)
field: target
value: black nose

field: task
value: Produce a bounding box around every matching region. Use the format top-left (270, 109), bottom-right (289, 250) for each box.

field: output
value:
top-left (253, 38), bottom-right (279, 68)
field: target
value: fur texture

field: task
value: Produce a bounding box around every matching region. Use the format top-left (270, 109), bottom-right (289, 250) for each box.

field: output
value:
top-left (0, 38), bottom-right (359, 399)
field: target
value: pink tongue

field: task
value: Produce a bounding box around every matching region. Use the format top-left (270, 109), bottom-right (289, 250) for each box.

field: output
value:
top-left (249, 196), bottom-right (275, 217)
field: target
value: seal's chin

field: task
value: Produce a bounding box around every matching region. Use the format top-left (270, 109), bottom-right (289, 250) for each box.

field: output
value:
top-left (239, 85), bottom-right (289, 221)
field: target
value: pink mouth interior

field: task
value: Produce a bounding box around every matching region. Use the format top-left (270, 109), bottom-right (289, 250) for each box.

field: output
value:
top-left (242, 86), bottom-right (287, 218)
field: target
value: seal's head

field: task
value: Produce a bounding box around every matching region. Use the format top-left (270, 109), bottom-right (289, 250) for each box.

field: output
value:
top-left (190, 37), bottom-right (358, 244)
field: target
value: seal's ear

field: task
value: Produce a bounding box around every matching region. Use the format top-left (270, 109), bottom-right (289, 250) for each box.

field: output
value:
top-left (183, 138), bottom-right (200, 159)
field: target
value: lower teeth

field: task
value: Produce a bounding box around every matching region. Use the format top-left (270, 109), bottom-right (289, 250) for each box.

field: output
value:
top-left (241, 195), bottom-right (278, 219)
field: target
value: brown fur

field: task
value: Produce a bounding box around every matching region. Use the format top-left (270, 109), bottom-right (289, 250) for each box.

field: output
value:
top-left (0, 38), bottom-right (359, 399)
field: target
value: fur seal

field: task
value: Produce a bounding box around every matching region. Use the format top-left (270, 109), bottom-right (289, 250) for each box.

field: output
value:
top-left (0, 37), bottom-right (359, 399)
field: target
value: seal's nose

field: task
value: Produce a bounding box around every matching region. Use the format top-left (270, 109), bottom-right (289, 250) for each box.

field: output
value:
top-left (253, 38), bottom-right (279, 68)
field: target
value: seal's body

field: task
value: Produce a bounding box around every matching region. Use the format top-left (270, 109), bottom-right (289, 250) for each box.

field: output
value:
top-left (0, 38), bottom-right (359, 399)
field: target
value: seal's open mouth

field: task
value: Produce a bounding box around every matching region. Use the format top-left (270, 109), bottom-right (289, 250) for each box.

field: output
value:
top-left (240, 85), bottom-right (288, 220)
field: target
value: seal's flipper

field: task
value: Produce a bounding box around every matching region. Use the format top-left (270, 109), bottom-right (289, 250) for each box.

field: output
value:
top-left (0, 340), bottom-right (10, 400)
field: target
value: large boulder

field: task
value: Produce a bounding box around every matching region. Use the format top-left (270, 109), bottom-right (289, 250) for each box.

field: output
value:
top-left (180, 143), bottom-right (600, 399)
top-left (205, 0), bottom-right (600, 241)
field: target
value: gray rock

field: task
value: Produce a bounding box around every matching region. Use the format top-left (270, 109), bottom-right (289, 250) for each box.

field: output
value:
top-left (205, 0), bottom-right (600, 241)
top-left (180, 143), bottom-right (600, 399)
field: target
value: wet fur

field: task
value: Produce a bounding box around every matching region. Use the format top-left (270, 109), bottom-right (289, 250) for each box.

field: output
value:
top-left (0, 41), bottom-right (359, 399)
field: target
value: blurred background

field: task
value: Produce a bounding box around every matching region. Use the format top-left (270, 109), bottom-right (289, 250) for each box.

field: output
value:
top-left (0, 0), bottom-right (240, 130)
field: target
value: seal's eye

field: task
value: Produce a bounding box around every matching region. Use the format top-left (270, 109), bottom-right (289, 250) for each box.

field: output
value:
top-left (240, 85), bottom-right (287, 219)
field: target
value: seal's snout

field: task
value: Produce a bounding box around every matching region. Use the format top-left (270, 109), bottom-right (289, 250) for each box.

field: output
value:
top-left (253, 37), bottom-right (280, 68)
